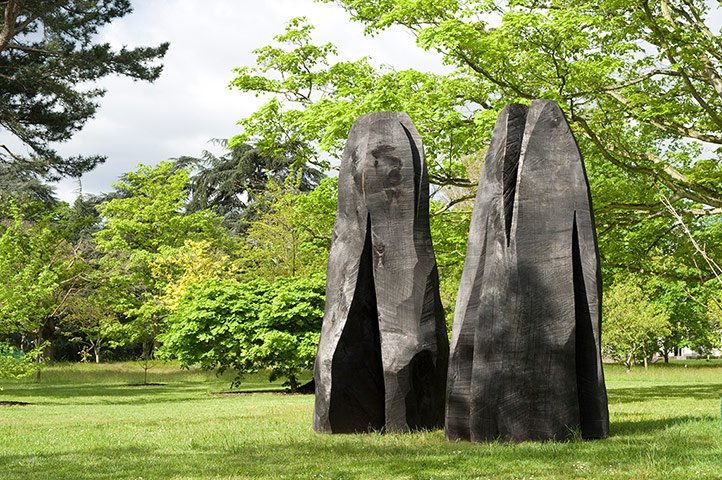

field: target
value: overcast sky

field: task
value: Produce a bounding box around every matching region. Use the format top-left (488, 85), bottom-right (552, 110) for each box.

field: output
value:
top-left (49, 0), bottom-right (446, 202)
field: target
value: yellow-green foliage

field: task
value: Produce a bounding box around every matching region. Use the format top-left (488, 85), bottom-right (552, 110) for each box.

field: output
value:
top-left (603, 279), bottom-right (671, 371)
top-left (0, 202), bottom-right (82, 350)
top-left (151, 240), bottom-right (238, 313)
top-left (239, 175), bottom-right (334, 281)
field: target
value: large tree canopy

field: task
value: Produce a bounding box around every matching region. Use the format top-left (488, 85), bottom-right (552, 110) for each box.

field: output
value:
top-left (230, 1), bottom-right (722, 282)
top-left (323, 0), bottom-right (722, 274)
top-left (324, 0), bottom-right (722, 211)
top-left (229, 16), bottom-right (482, 188)
top-left (0, 0), bottom-right (169, 186)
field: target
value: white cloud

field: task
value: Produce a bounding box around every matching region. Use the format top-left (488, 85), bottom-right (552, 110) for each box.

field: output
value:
top-left (52, 0), bottom-right (446, 202)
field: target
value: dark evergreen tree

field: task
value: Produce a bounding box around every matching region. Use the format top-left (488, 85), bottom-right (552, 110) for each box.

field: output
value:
top-left (0, 161), bottom-right (56, 204)
top-left (174, 139), bottom-right (324, 234)
top-left (0, 0), bottom-right (169, 185)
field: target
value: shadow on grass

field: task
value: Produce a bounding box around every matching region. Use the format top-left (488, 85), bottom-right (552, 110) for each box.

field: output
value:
top-left (5, 380), bottom-right (721, 410)
top-left (608, 383), bottom-right (722, 403)
top-left (611, 414), bottom-right (718, 437)
top-left (2, 382), bottom-right (720, 478)
top-left (0, 383), bottom-right (282, 406)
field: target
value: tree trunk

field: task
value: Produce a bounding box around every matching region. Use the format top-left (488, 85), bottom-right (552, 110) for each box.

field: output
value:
top-left (624, 353), bottom-right (633, 373)
top-left (37, 319), bottom-right (61, 362)
top-left (151, 320), bottom-right (158, 357)
top-left (643, 356), bottom-right (648, 370)
top-left (94, 344), bottom-right (101, 364)
top-left (289, 374), bottom-right (297, 393)
top-left (142, 342), bottom-right (150, 385)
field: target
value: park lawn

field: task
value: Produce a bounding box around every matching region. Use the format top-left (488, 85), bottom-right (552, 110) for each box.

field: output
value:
top-left (0, 361), bottom-right (720, 480)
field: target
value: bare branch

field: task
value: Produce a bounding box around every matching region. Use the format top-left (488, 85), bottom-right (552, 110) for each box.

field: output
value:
top-left (6, 42), bottom-right (57, 55)
top-left (0, 143), bottom-right (23, 161)
top-left (655, 184), bottom-right (722, 319)
top-left (432, 193), bottom-right (476, 216)
top-left (12, 13), bottom-right (38, 36)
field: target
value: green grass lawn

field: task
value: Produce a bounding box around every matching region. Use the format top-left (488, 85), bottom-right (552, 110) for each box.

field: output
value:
top-left (1, 360), bottom-right (720, 480)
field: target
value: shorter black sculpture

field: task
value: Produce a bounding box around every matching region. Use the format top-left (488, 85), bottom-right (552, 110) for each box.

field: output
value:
top-left (313, 112), bottom-right (449, 434)
top-left (445, 100), bottom-right (609, 442)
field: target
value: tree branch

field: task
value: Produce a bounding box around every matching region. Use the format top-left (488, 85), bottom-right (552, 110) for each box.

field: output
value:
top-left (698, 53), bottom-right (722, 99)
top-left (607, 90), bottom-right (722, 144)
top-left (572, 114), bottom-right (722, 209)
top-left (599, 255), bottom-right (710, 282)
top-left (601, 68), bottom-right (682, 91)
top-left (453, 47), bottom-right (535, 101)
top-left (640, 0), bottom-right (722, 129)
top-left (572, 114), bottom-right (656, 177)
top-left (0, 143), bottom-right (23, 161)
top-left (12, 13), bottom-right (38, 37)
top-left (0, 0), bottom-right (18, 52)
top-left (432, 193), bottom-right (476, 216)
top-left (428, 172), bottom-right (476, 188)
top-left (658, 186), bottom-right (722, 317)
top-left (6, 42), bottom-right (58, 55)
top-left (679, 0), bottom-right (722, 61)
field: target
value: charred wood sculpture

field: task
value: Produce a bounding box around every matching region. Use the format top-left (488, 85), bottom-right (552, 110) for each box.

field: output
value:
top-left (313, 112), bottom-right (449, 434)
top-left (446, 100), bottom-right (609, 442)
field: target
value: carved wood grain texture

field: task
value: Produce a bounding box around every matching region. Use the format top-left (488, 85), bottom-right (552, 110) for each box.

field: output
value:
top-left (313, 112), bottom-right (449, 434)
top-left (445, 100), bottom-right (609, 442)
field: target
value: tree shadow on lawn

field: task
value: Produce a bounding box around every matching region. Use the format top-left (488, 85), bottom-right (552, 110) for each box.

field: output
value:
top-left (1, 383), bottom-right (300, 407)
top-left (608, 383), bottom-right (722, 404)
top-left (0, 383), bottom-right (231, 406)
top-left (610, 413), bottom-right (719, 437)
top-left (0, 428), bottom-right (719, 480)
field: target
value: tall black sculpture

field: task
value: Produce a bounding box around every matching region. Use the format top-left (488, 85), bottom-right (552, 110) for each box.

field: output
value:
top-left (313, 112), bottom-right (449, 434)
top-left (446, 100), bottom-right (609, 442)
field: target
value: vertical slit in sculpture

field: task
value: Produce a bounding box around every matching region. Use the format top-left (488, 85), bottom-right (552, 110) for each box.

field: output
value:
top-left (572, 213), bottom-right (603, 438)
top-left (401, 122), bottom-right (422, 216)
top-left (328, 216), bottom-right (385, 433)
top-left (502, 106), bottom-right (526, 246)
